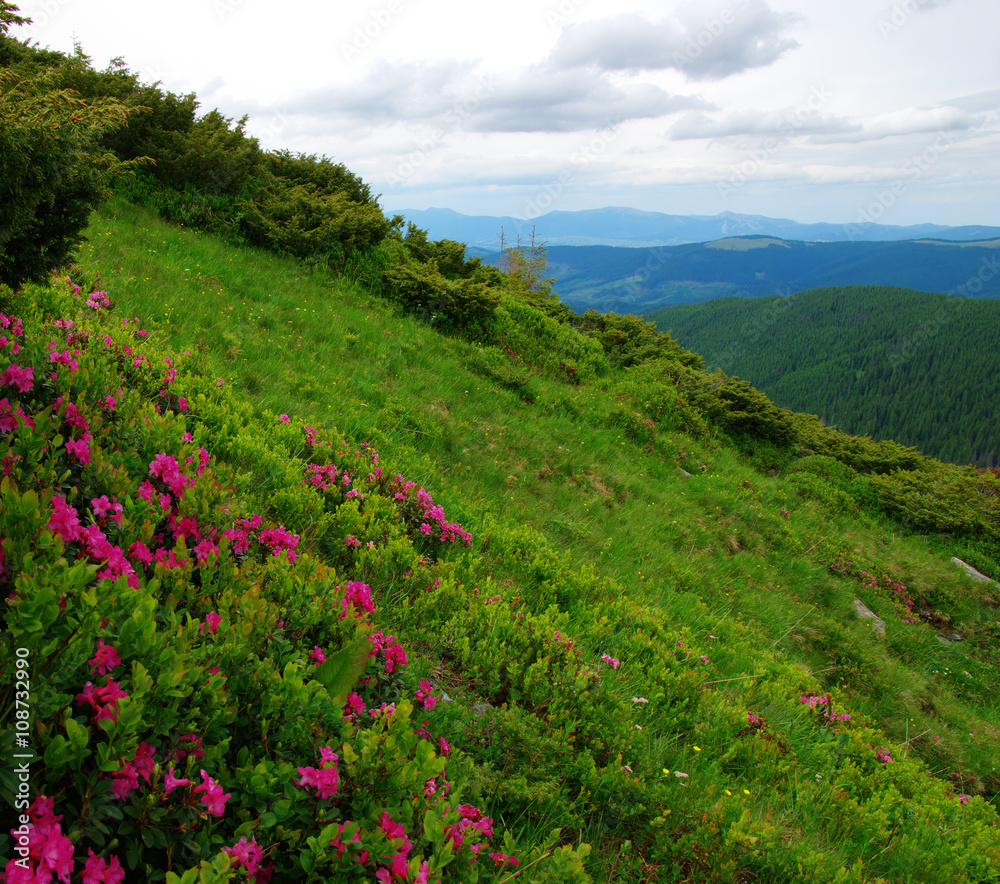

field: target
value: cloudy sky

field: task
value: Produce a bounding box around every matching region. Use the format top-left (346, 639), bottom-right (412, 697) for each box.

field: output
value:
top-left (15, 0), bottom-right (1000, 225)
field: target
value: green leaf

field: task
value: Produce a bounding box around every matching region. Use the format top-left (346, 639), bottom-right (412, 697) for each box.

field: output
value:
top-left (311, 632), bottom-right (371, 707)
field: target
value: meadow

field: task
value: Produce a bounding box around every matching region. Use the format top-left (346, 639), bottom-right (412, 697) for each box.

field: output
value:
top-left (6, 198), bottom-right (998, 881)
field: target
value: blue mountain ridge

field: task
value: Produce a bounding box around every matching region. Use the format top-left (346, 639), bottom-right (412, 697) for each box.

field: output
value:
top-left (391, 206), bottom-right (1000, 250)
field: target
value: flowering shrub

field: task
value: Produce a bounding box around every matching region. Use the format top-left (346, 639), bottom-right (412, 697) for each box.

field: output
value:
top-left (829, 556), bottom-right (918, 623)
top-left (0, 277), bottom-right (587, 883)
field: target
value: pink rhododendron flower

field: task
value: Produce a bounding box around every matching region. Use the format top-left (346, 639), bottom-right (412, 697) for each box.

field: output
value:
top-left (309, 645), bottom-right (326, 663)
top-left (203, 611), bottom-right (221, 634)
top-left (295, 754), bottom-right (340, 800)
top-left (48, 495), bottom-right (82, 542)
top-left (7, 795), bottom-right (75, 884)
top-left (278, 414), bottom-right (290, 422)
top-left (340, 580), bottom-right (374, 617)
top-left (601, 652), bottom-right (620, 669)
top-left (110, 760), bottom-right (140, 800)
top-left (91, 494), bottom-right (123, 526)
top-left (489, 852), bottom-right (519, 869)
top-left (344, 692), bottom-right (366, 720)
top-left (82, 849), bottom-right (125, 884)
top-left (223, 837), bottom-right (263, 877)
top-left (193, 538), bottom-right (219, 565)
top-left (0, 362), bottom-right (33, 392)
top-left (88, 639), bottom-right (121, 675)
top-left (64, 436), bottom-right (92, 465)
top-left (164, 764), bottom-right (190, 795)
top-left (193, 770), bottom-right (230, 816)
top-left (414, 680), bottom-right (438, 711)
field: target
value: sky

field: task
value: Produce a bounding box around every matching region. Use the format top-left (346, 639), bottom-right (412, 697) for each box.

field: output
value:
top-left (14, 0), bottom-right (1000, 226)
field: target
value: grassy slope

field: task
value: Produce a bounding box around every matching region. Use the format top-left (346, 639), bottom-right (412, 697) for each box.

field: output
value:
top-left (76, 200), bottom-right (1000, 880)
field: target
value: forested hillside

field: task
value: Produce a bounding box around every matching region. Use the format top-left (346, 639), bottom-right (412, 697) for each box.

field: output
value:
top-left (492, 238), bottom-right (1000, 314)
top-left (648, 286), bottom-right (1000, 467)
top-left (2, 8), bottom-right (999, 883)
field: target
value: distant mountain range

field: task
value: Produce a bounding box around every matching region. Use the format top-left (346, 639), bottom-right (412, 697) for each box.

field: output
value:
top-left (470, 235), bottom-right (1000, 314)
top-left (396, 206), bottom-right (1000, 250)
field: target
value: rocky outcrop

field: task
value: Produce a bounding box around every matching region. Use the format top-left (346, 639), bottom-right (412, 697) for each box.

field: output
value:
top-left (950, 557), bottom-right (1000, 587)
top-left (853, 599), bottom-right (886, 635)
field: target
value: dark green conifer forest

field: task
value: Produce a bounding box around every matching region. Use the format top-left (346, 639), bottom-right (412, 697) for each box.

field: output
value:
top-left (649, 285), bottom-right (1000, 467)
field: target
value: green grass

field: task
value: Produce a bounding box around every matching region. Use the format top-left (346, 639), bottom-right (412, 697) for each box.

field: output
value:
top-left (76, 199), bottom-right (1000, 880)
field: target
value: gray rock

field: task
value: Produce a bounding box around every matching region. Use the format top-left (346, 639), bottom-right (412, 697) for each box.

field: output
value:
top-left (853, 599), bottom-right (886, 635)
top-left (950, 557), bottom-right (1000, 587)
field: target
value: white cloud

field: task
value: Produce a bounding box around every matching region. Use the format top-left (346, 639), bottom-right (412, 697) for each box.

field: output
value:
top-left (549, 0), bottom-right (802, 80)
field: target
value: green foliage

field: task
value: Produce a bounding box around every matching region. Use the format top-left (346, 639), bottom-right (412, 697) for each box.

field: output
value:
top-left (384, 257), bottom-right (501, 329)
top-left (0, 66), bottom-right (141, 287)
top-left (688, 371), bottom-right (800, 450)
top-left (575, 309), bottom-right (703, 370)
top-left (496, 227), bottom-right (565, 317)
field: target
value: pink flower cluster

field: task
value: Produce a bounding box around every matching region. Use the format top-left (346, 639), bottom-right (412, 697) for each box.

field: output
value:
top-left (799, 694), bottom-right (851, 722)
top-left (47, 495), bottom-right (137, 588)
top-left (385, 475), bottom-right (472, 548)
top-left (0, 397), bottom-right (33, 435)
top-left (369, 630), bottom-right (407, 674)
top-left (376, 812), bottom-right (414, 881)
top-left (224, 514), bottom-right (299, 563)
top-left (601, 652), bottom-right (620, 669)
top-left (445, 803), bottom-right (494, 853)
top-left (75, 676), bottom-right (130, 725)
top-left (86, 291), bottom-right (110, 310)
top-left (192, 769), bottom-right (231, 816)
top-left (88, 639), bottom-right (121, 675)
top-left (306, 462), bottom-right (340, 491)
top-left (223, 837), bottom-right (265, 881)
top-left (0, 362), bottom-right (33, 393)
top-left (340, 580), bottom-right (375, 618)
top-left (109, 742), bottom-right (156, 801)
top-left (258, 525), bottom-right (299, 563)
top-left (295, 746), bottom-right (340, 800)
top-left (414, 680), bottom-right (439, 711)
top-left (4, 795), bottom-right (78, 884)
top-left (0, 311), bottom-right (25, 355)
top-left (875, 748), bottom-right (893, 764)
top-left (489, 852), bottom-right (520, 869)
